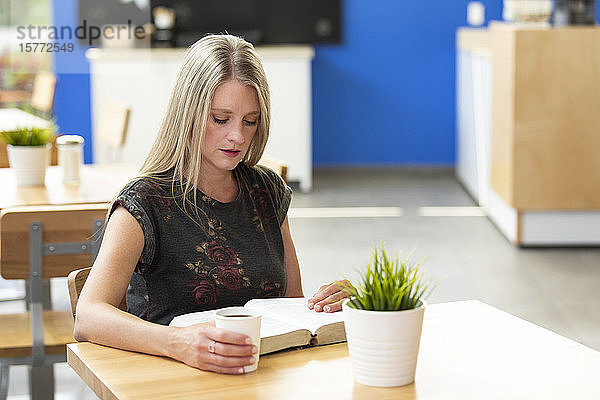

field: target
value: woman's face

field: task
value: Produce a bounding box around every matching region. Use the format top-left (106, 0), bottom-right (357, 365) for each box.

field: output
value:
top-left (201, 79), bottom-right (260, 175)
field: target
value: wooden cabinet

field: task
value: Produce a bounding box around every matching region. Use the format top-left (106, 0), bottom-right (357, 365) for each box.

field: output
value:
top-left (457, 24), bottom-right (600, 245)
top-left (490, 23), bottom-right (600, 210)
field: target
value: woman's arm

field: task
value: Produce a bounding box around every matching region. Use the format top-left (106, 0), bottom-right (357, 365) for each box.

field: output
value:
top-left (74, 206), bottom-right (257, 374)
top-left (281, 216), bottom-right (303, 297)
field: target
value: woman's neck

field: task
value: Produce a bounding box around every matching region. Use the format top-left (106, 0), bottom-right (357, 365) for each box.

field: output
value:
top-left (197, 166), bottom-right (239, 203)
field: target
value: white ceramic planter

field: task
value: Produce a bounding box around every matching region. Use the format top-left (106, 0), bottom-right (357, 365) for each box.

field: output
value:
top-left (342, 299), bottom-right (426, 387)
top-left (7, 144), bottom-right (50, 186)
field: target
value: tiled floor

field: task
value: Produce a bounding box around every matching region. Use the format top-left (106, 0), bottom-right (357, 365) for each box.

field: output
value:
top-left (2, 167), bottom-right (599, 398)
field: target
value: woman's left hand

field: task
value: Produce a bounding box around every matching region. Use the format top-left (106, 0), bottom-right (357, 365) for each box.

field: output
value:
top-left (307, 280), bottom-right (352, 313)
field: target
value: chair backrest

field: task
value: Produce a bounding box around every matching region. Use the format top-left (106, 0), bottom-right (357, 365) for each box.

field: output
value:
top-left (97, 102), bottom-right (131, 148)
top-left (258, 153), bottom-right (288, 183)
top-left (30, 71), bottom-right (57, 115)
top-left (96, 101), bottom-right (131, 163)
top-left (67, 267), bottom-right (127, 319)
top-left (0, 203), bottom-right (109, 280)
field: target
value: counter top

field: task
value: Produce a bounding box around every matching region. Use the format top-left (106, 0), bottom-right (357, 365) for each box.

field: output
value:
top-left (457, 23), bottom-right (600, 56)
top-left (456, 27), bottom-right (491, 56)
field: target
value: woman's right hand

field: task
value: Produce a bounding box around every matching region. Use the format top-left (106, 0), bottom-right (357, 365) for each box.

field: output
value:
top-left (167, 323), bottom-right (258, 374)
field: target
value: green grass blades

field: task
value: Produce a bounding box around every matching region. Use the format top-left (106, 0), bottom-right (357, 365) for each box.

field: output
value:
top-left (0, 125), bottom-right (56, 146)
top-left (340, 243), bottom-right (433, 311)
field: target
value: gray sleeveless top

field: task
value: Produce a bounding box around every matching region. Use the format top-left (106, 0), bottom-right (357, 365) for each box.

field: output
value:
top-left (110, 163), bottom-right (292, 324)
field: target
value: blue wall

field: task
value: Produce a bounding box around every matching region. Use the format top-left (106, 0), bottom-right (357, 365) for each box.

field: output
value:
top-left (52, 1), bottom-right (598, 167)
top-left (312, 0), bottom-right (502, 166)
top-left (51, 0), bottom-right (93, 163)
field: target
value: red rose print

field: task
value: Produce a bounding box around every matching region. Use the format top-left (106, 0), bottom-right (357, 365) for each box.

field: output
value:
top-left (261, 282), bottom-right (282, 298)
top-left (150, 183), bottom-right (172, 207)
top-left (191, 278), bottom-right (217, 306)
top-left (206, 241), bottom-right (237, 267)
top-left (218, 268), bottom-right (242, 291)
top-left (250, 189), bottom-right (275, 220)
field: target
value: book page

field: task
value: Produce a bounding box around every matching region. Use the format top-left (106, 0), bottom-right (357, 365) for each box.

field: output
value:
top-left (259, 315), bottom-right (308, 337)
top-left (245, 297), bottom-right (344, 335)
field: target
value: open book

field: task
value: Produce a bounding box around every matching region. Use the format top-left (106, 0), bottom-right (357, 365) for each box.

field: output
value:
top-left (169, 297), bottom-right (346, 355)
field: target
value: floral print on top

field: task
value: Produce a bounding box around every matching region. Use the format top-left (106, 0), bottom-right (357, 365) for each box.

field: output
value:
top-left (110, 163), bottom-right (292, 325)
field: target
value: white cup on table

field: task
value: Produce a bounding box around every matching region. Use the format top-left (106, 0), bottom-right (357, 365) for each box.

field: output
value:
top-left (214, 307), bottom-right (262, 373)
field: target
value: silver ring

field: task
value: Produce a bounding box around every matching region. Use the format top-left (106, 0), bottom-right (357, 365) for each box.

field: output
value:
top-left (208, 340), bottom-right (216, 354)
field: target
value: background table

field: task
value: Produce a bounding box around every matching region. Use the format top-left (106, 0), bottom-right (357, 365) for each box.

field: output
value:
top-left (67, 300), bottom-right (600, 399)
top-left (0, 164), bottom-right (138, 210)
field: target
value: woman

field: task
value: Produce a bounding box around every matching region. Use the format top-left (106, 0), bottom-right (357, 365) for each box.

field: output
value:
top-left (74, 34), bottom-right (348, 375)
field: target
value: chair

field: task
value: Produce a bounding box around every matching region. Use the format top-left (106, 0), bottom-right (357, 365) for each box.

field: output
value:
top-left (29, 72), bottom-right (57, 117)
top-left (66, 267), bottom-right (92, 320)
top-left (96, 102), bottom-right (131, 163)
top-left (67, 267), bottom-right (127, 319)
top-left (0, 203), bottom-right (108, 400)
top-left (258, 153), bottom-right (288, 183)
top-left (0, 72), bottom-right (57, 117)
top-left (67, 267), bottom-right (127, 320)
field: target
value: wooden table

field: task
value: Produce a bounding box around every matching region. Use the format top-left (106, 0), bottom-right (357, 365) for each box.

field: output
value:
top-left (0, 164), bottom-right (139, 210)
top-left (67, 301), bottom-right (600, 399)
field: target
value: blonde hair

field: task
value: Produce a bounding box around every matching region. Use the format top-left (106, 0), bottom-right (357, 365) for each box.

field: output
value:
top-left (138, 34), bottom-right (271, 208)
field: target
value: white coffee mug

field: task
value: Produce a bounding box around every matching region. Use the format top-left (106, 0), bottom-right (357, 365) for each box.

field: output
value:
top-left (214, 307), bottom-right (261, 373)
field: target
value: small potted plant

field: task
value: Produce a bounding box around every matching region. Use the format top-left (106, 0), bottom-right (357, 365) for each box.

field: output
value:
top-left (1, 125), bottom-right (56, 186)
top-left (340, 243), bottom-right (434, 387)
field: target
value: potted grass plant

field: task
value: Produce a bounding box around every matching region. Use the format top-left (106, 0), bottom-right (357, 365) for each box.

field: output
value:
top-left (340, 243), bottom-right (434, 387)
top-left (1, 125), bottom-right (56, 186)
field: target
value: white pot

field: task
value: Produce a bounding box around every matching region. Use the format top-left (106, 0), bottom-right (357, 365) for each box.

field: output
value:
top-left (7, 144), bottom-right (51, 186)
top-left (342, 298), bottom-right (426, 387)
